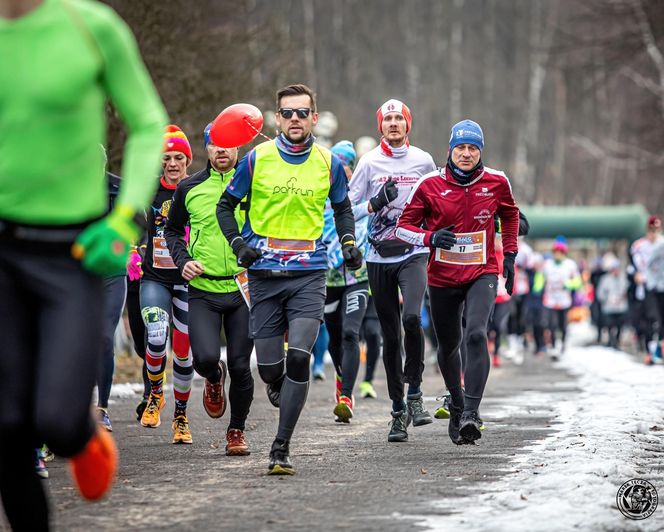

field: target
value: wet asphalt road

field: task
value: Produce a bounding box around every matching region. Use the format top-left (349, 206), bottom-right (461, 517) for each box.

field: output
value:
top-left (3, 352), bottom-right (577, 531)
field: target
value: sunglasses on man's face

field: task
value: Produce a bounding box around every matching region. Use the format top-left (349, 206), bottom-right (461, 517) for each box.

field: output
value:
top-left (278, 108), bottom-right (312, 119)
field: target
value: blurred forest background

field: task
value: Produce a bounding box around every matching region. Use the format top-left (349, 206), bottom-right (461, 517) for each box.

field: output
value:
top-left (102, 0), bottom-right (664, 211)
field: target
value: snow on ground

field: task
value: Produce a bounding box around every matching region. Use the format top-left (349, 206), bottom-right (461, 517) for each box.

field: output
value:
top-left (421, 321), bottom-right (664, 532)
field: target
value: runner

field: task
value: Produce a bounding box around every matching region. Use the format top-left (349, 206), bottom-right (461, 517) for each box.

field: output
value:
top-left (97, 168), bottom-right (128, 432)
top-left (126, 247), bottom-right (151, 419)
top-left (359, 297), bottom-right (382, 399)
top-left (323, 140), bottom-right (369, 422)
top-left (216, 84), bottom-right (361, 474)
top-left (537, 237), bottom-right (582, 358)
top-left (596, 256), bottom-right (629, 349)
top-left (0, 0), bottom-right (166, 528)
top-left (349, 99), bottom-right (436, 443)
top-left (165, 123), bottom-right (254, 455)
top-left (629, 216), bottom-right (663, 361)
top-left (488, 235), bottom-right (513, 367)
top-left (138, 126), bottom-right (195, 445)
top-left (397, 119), bottom-right (519, 444)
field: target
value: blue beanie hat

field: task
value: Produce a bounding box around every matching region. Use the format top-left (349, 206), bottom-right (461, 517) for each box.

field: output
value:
top-left (204, 122), bottom-right (213, 148)
top-left (449, 119), bottom-right (484, 151)
top-left (331, 140), bottom-right (357, 170)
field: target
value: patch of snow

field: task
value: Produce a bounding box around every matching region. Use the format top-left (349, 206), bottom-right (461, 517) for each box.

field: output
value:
top-left (420, 321), bottom-right (664, 531)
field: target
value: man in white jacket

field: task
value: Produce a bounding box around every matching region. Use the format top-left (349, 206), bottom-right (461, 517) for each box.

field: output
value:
top-left (349, 99), bottom-right (436, 443)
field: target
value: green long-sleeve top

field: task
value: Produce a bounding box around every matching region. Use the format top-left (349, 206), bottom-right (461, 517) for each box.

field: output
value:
top-left (164, 164), bottom-right (245, 294)
top-left (0, 0), bottom-right (167, 224)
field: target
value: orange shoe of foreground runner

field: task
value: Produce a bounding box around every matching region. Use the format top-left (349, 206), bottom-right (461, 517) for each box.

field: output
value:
top-left (69, 428), bottom-right (118, 501)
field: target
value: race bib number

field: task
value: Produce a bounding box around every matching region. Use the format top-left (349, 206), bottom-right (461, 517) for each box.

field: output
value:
top-left (152, 237), bottom-right (176, 269)
top-left (234, 269), bottom-right (250, 307)
top-left (266, 237), bottom-right (315, 253)
top-left (435, 231), bottom-right (486, 265)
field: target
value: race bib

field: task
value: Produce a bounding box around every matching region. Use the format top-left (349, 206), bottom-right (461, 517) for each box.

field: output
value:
top-left (234, 269), bottom-right (251, 307)
top-left (435, 231), bottom-right (486, 265)
top-left (152, 237), bottom-right (176, 269)
top-left (266, 237), bottom-right (315, 253)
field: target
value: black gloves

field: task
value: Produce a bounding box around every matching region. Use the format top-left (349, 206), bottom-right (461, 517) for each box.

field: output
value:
top-left (231, 238), bottom-right (261, 268)
top-left (342, 241), bottom-right (363, 270)
top-left (430, 225), bottom-right (456, 249)
top-left (503, 251), bottom-right (517, 295)
top-left (369, 177), bottom-right (399, 212)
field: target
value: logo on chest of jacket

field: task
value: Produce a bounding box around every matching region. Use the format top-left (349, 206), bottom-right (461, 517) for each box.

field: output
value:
top-left (475, 187), bottom-right (493, 197)
top-left (272, 177), bottom-right (314, 197)
top-left (474, 209), bottom-right (492, 224)
top-left (441, 190), bottom-right (452, 197)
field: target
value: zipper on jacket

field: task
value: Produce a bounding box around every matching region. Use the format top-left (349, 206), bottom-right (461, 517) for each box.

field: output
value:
top-left (189, 228), bottom-right (201, 257)
top-left (464, 187), bottom-right (471, 230)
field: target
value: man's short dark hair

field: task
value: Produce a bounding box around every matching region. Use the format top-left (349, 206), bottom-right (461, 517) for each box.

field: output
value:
top-left (276, 84), bottom-right (317, 112)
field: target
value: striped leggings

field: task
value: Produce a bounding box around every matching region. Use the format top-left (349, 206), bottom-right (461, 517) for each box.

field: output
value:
top-left (140, 279), bottom-right (193, 409)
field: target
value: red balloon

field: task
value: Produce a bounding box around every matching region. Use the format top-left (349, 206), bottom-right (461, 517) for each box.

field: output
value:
top-left (210, 103), bottom-right (264, 148)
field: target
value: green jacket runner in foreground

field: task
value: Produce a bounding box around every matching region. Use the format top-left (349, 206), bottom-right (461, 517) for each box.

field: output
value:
top-left (0, 0), bottom-right (166, 226)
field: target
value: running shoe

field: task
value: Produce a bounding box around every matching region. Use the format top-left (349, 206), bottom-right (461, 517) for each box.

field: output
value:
top-left (140, 392), bottom-right (165, 428)
top-left (40, 444), bottom-right (55, 463)
top-left (203, 360), bottom-right (227, 418)
top-left (459, 410), bottom-right (483, 443)
top-left (434, 394), bottom-right (451, 420)
top-left (172, 415), bottom-right (193, 444)
top-left (96, 407), bottom-right (112, 432)
top-left (69, 428), bottom-right (118, 500)
top-left (447, 403), bottom-right (466, 445)
top-left (268, 439), bottom-right (294, 475)
top-left (335, 373), bottom-right (342, 403)
top-left (266, 376), bottom-right (284, 408)
top-left (135, 397), bottom-right (148, 421)
top-left (492, 354), bottom-right (502, 367)
top-left (225, 429), bottom-right (250, 456)
top-left (334, 395), bottom-right (353, 423)
top-left (644, 353), bottom-right (655, 365)
top-left (407, 392), bottom-right (433, 426)
top-left (312, 365), bottom-right (326, 381)
top-left (35, 449), bottom-right (48, 479)
top-left (387, 410), bottom-right (410, 443)
top-left (359, 380), bottom-right (377, 399)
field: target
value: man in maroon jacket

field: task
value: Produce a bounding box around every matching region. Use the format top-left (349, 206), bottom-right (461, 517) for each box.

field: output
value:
top-left (396, 119), bottom-right (519, 445)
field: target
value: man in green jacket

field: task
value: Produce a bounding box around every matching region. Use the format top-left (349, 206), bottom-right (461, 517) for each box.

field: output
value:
top-left (165, 123), bottom-right (254, 456)
top-left (0, 0), bottom-right (167, 529)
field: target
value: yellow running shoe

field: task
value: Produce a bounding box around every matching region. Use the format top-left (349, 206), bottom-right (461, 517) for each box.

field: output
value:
top-left (172, 415), bottom-right (192, 444)
top-left (359, 380), bottom-right (377, 399)
top-left (140, 392), bottom-right (164, 428)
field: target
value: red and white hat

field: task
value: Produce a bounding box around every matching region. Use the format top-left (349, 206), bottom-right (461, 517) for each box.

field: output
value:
top-left (376, 99), bottom-right (412, 133)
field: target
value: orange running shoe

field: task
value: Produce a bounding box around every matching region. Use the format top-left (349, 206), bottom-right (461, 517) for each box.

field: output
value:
top-left (225, 429), bottom-right (250, 456)
top-left (140, 392), bottom-right (165, 428)
top-left (69, 428), bottom-right (118, 501)
top-left (203, 361), bottom-right (227, 418)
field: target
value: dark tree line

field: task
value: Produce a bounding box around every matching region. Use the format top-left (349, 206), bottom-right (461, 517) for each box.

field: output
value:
top-left (103, 0), bottom-right (664, 212)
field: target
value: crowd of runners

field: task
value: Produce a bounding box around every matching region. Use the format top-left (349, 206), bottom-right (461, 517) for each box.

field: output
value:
top-left (2, 1), bottom-right (662, 530)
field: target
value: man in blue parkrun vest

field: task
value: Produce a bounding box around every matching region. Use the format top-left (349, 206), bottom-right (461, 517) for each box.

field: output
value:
top-left (216, 84), bottom-right (362, 475)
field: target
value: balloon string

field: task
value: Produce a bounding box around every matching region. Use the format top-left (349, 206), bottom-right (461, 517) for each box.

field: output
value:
top-left (244, 117), bottom-right (272, 142)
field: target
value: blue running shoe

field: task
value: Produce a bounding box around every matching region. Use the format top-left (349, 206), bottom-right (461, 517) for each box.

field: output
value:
top-left (35, 449), bottom-right (48, 479)
top-left (97, 407), bottom-right (113, 432)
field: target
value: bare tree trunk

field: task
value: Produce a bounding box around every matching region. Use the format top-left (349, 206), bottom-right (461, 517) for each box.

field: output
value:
top-left (303, 1), bottom-right (316, 88)
top-left (513, 1), bottom-right (558, 203)
top-left (631, 0), bottom-right (664, 121)
top-left (449, 0), bottom-right (464, 123)
top-left (551, 68), bottom-right (567, 204)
